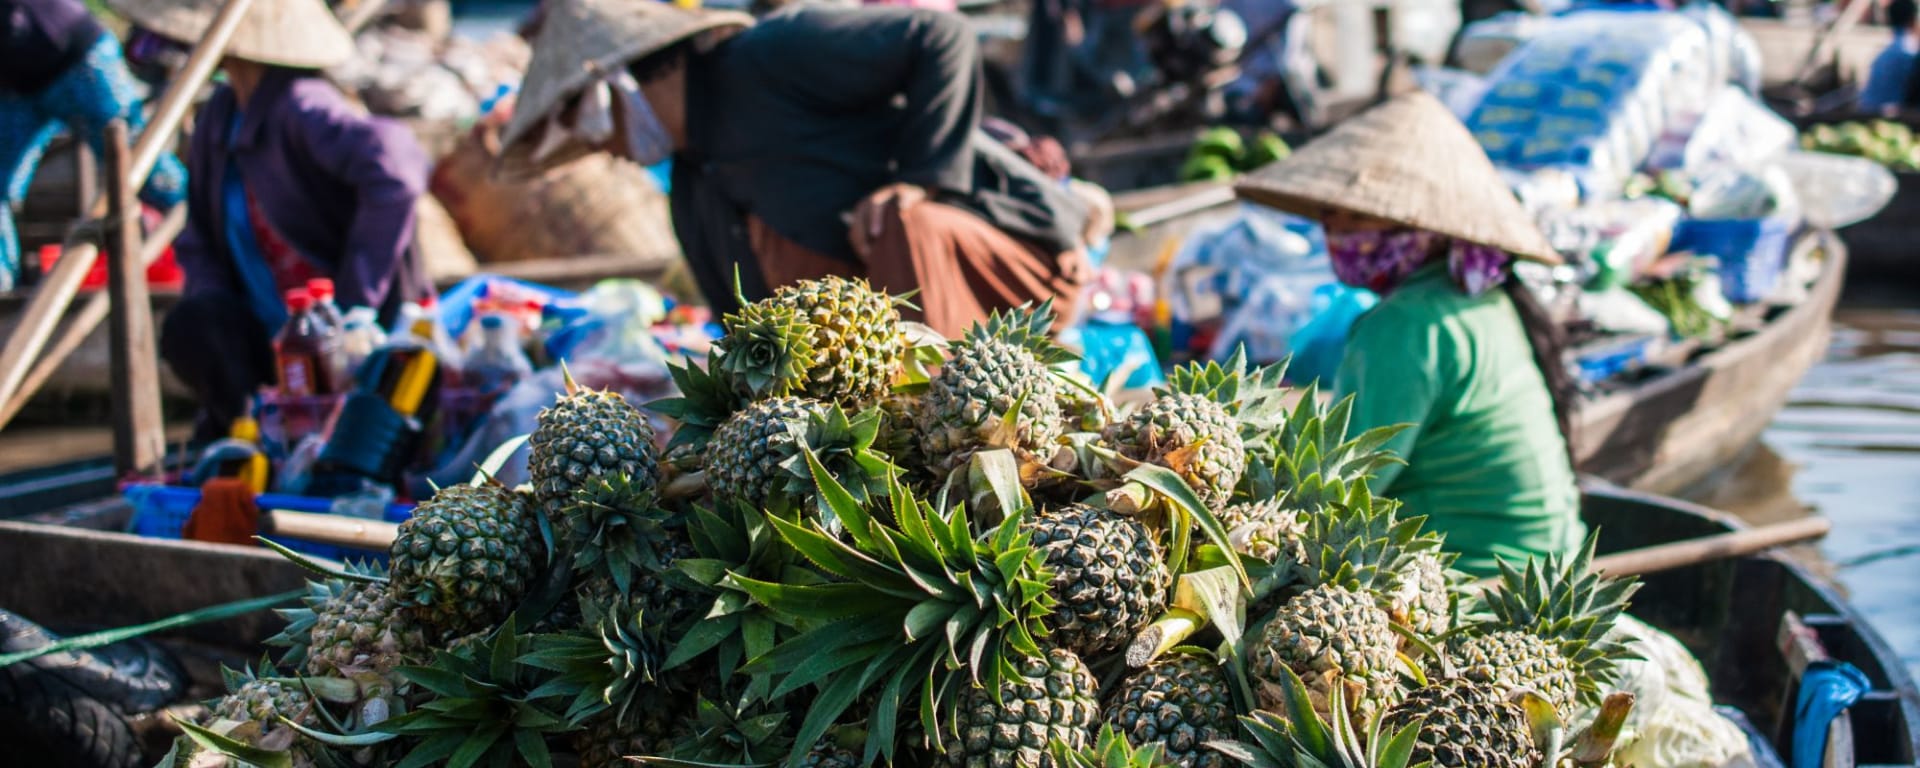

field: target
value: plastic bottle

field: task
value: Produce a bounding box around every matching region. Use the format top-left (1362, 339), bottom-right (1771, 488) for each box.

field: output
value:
top-left (339, 307), bottom-right (386, 383)
top-left (274, 288), bottom-right (336, 397)
top-left (230, 417), bottom-right (270, 494)
top-left (305, 278), bottom-right (351, 390)
top-left (465, 314), bottom-right (533, 402)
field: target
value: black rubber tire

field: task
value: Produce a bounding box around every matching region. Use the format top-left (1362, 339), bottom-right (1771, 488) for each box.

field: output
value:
top-left (0, 611), bottom-right (187, 714)
top-left (0, 659), bottom-right (146, 768)
top-left (0, 610), bottom-right (189, 768)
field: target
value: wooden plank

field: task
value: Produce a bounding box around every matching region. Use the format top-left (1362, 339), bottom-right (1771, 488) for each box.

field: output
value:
top-left (0, 205), bottom-right (186, 426)
top-left (103, 122), bottom-right (166, 478)
top-left (0, 0), bottom-right (255, 421)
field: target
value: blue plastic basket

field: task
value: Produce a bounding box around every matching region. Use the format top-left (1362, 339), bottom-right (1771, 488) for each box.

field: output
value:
top-left (123, 484), bottom-right (411, 561)
top-left (1669, 215), bottom-right (1794, 304)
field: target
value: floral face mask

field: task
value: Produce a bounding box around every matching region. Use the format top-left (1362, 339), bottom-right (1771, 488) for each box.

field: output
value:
top-left (1326, 227), bottom-right (1512, 297)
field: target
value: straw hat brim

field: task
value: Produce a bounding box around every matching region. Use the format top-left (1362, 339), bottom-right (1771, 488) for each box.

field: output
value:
top-left (499, 0), bottom-right (751, 174)
top-left (1235, 92), bottom-right (1560, 265)
top-left (110, 0), bottom-right (356, 69)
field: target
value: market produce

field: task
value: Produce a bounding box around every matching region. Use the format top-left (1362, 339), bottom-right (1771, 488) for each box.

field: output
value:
top-left (1181, 128), bottom-right (1292, 182)
top-left (1801, 120), bottom-right (1920, 171)
top-left (172, 276), bottom-right (1644, 768)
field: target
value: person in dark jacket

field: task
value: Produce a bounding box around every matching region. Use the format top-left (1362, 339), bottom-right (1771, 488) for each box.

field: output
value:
top-left (111, 0), bottom-right (432, 439)
top-left (0, 0), bottom-right (187, 291)
top-left (499, 0), bottom-right (1089, 336)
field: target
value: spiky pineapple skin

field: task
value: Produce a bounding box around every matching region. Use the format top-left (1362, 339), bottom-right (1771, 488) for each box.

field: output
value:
top-left (706, 396), bottom-right (815, 506)
top-left (388, 484), bottom-right (538, 639)
top-left (948, 649), bottom-right (1102, 768)
top-left (878, 391), bottom-right (928, 470)
top-left (529, 387), bottom-right (660, 516)
top-left (1380, 681), bottom-right (1541, 768)
top-left (798, 744), bottom-right (863, 768)
top-left (305, 580), bottom-right (423, 678)
top-left (1250, 584), bottom-right (1400, 717)
top-left (578, 550), bottom-right (704, 640)
top-left (1388, 551), bottom-right (1452, 639)
top-left (1029, 505), bottom-right (1169, 656)
top-left (209, 678), bottom-right (319, 756)
top-left (1446, 630), bottom-right (1579, 716)
top-left (1103, 393), bottom-right (1244, 508)
top-left (574, 704), bottom-right (683, 768)
top-left (1106, 654), bottom-right (1236, 768)
top-left (771, 276), bottom-right (903, 407)
top-left (1219, 498), bottom-right (1304, 566)
top-left (919, 336), bottom-right (1064, 474)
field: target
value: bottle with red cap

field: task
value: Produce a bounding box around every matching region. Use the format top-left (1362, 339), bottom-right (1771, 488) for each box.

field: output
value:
top-left (274, 288), bottom-right (338, 397)
top-left (307, 278), bottom-right (344, 332)
top-left (305, 278), bottom-right (352, 390)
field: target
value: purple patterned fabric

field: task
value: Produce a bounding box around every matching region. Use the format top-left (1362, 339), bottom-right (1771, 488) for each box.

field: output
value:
top-left (1327, 227), bottom-right (1512, 297)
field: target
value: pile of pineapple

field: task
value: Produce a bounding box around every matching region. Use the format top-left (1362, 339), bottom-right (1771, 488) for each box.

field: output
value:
top-left (173, 276), bottom-right (1644, 768)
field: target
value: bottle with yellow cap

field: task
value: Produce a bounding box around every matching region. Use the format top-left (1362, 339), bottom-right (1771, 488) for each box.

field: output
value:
top-left (229, 416), bottom-right (270, 495)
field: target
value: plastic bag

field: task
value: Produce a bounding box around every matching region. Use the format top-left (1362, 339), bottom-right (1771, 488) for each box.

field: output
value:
top-left (542, 279), bottom-right (671, 368)
top-left (1607, 615), bottom-right (1760, 768)
top-left (1773, 150), bottom-right (1899, 229)
top-left (1286, 284), bottom-right (1377, 386)
top-left (1579, 287), bottom-right (1673, 336)
top-left (1652, 85), bottom-right (1797, 173)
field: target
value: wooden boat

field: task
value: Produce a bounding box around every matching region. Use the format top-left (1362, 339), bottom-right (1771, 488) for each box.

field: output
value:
top-left (0, 478), bottom-right (1911, 765)
top-left (1104, 183), bottom-right (1847, 498)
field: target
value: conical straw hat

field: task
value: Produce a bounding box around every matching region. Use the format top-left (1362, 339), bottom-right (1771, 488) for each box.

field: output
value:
top-left (1235, 92), bottom-right (1559, 264)
top-left (500, 0), bottom-right (751, 166)
top-left (110, 0), bottom-right (356, 69)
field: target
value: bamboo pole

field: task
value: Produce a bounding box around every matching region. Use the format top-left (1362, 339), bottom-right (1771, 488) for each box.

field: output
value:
top-left (0, 0), bottom-right (255, 420)
top-left (103, 122), bottom-right (167, 478)
top-left (0, 205), bottom-right (186, 427)
top-left (263, 510), bottom-right (400, 553)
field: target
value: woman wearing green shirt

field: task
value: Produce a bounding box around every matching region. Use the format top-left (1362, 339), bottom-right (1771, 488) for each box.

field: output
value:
top-left (1237, 93), bottom-right (1583, 577)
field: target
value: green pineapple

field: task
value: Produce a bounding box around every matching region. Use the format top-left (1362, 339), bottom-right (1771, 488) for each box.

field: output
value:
top-left (1218, 498), bottom-right (1305, 566)
top-left (1445, 536), bottom-right (1640, 717)
top-left (1248, 487), bottom-right (1443, 720)
top-left (560, 473), bottom-right (692, 607)
top-left (918, 303), bottom-right (1076, 477)
top-left (388, 482), bottom-right (540, 639)
top-left (705, 396), bottom-right (891, 513)
top-left (947, 648), bottom-right (1102, 768)
top-left (574, 705), bottom-right (681, 768)
top-left (528, 371), bottom-right (661, 517)
top-left (380, 630), bottom-right (580, 765)
top-left (303, 579), bottom-right (424, 679)
top-left (1104, 651), bottom-right (1236, 768)
top-left (1387, 550), bottom-right (1455, 640)
top-left (799, 743), bottom-right (865, 768)
top-left (1379, 681), bottom-right (1541, 768)
top-left (1249, 583), bottom-right (1399, 720)
top-left (715, 276), bottom-right (906, 407)
top-left (1030, 504), bottom-right (1170, 656)
top-left (203, 670), bottom-right (320, 758)
top-left (1239, 385), bottom-right (1405, 515)
top-left (1102, 358), bottom-right (1255, 509)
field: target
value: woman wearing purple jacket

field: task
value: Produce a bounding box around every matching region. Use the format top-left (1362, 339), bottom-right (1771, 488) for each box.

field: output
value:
top-left (112, 0), bottom-right (432, 440)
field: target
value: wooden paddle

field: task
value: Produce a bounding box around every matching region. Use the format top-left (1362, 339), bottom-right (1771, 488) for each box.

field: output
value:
top-left (267, 509), bottom-right (1836, 581)
top-left (1470, 516), bottom-right (1835, 591)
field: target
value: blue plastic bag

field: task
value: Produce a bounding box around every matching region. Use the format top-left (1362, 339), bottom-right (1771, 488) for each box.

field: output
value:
top-left (1067, 320), bottom-right (1165, 390)
top-left (1793, 661), bottom-right (1870, 768)
top-left (1286, 284), bottom-right (1378, 387)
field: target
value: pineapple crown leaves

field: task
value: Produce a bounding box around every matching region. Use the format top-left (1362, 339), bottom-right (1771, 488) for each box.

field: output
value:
top-left (1210, 665), bottom-right (1431, 768)
top-left (663, 499), bottom-right (812, 698)
top-left (1050, 725), bottom-right (1177, 768)
top-left (1241, 390), bottom-right (1406, 508)
top-left (519, 605), bottom-right (662, 725)
top-left (379, 626), bottom-right (575, 768)
top-left (561, 473), bottom-right (679, 594)
top-left (715, 300), bottom-right (820, 401)
top-left (775, 404), bottom-right (897, 526)
top-left (1289, 486), bottom-right (1444, 598)
top-left (651, 358), bottom-right (746, 453)
top-left (1463, 535), bottom-right (1643, 704)
top-left (729, 451), bottom-right (1056, 767)
top-left (961, 300), bottom-right (1078, 366)
top-left (673, 695), bottom-right (800, 765)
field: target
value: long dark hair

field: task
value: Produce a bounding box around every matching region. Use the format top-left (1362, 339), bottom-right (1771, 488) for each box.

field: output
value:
top-left (1502, 276), bottom-right (1580, 468)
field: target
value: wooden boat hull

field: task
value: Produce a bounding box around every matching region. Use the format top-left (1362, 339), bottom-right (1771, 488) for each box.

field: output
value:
top-left (1584, 484), bottom-right (1920, 765)
top-left (0, 485), bottom-right (1912, 764)
top-left (1103, 184), bottom-right (1844, 496)
top-left (1573, 234), bottom-right (1843, 496)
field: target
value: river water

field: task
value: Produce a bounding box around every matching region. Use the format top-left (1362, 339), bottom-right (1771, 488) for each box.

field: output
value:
top-left (1691, 309), bottom-right (1920, 681)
